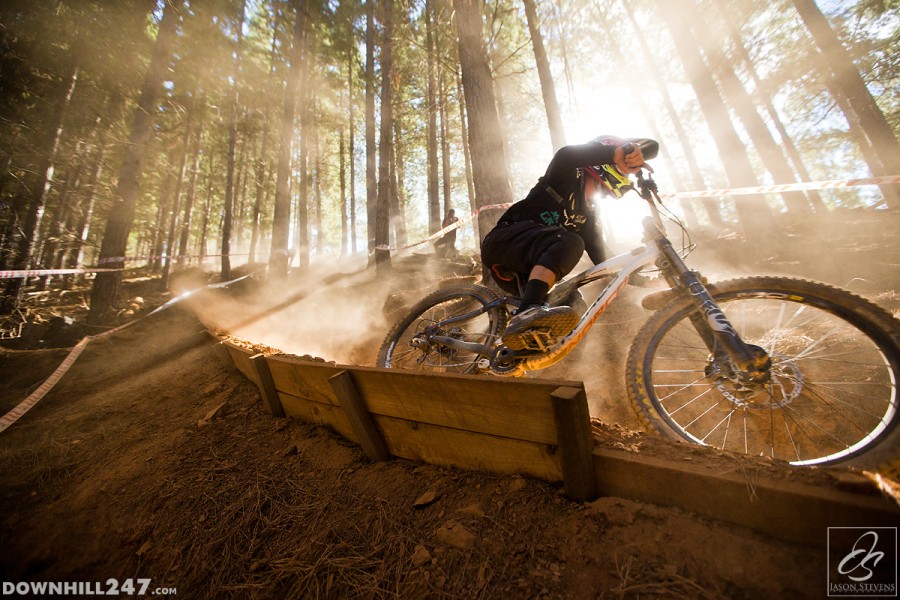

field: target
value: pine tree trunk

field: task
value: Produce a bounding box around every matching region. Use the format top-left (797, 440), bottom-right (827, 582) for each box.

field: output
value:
top-left (234, 134), bottom-right (251, 251)
top-left (38, 163), bottom-right (80, 287)
top-left (64, 131), bottom-right (106, 287)
top-left (63, 84), bottom-right (124, 286)
top-left (2, 39), bottom-right (80, 313)
top-left (340, 127), bottom-right (348, 257)
top-left (296, 81), bottom-right (312, 265)
top-left (453, 0), bottom-right (513, 242)
top-left (248, 128), bottom-right (268, 264)
top-left (178, 112), bottom-right (205, 266)
top-left (374, 0), bottom-right (394, 274)
top-left (522, 0), bottom-right (565, 151)
top-left (221, 1), bottom-right (246, 282)
top-left (456, 70), bottom-right (478, 240)
top-left (347, 43), bottom-right (358, 254)
top-left (269, 0), bottom-right (307, 279)
top-left (392, 119), bottom-right (408, 248)
top-left (88, 0), bottom-right (183, 323)
top-left (313, 101), bottom-right (323, 256)
top-left (624, 0), bottom-right (715, 225)
top-left (162, 102), bottom-right (195, 286)
top-left (425, 0), bottom-right (441, 234)
top-left (438, 64), bottom-right (452, 216)
top-left (199, 154), bottom-right (215, 264)
top-left (657, 2), bottom-right (775, 240)
top-left (688, 3), bottom-right (811, 216)
top-left (151, 158), bottom-right (176, 273)
top-left (548, 3), bottom-right (578, 115)
top-left (791, 0), bottom-right (900, 209)
top-left (714, 3), bottom-right (825, 212)
top-left (365, 0), bottom-right (378, 260)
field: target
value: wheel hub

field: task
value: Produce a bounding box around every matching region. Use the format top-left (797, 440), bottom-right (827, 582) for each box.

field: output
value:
top-left (706, 353), bottom-right (803, 409)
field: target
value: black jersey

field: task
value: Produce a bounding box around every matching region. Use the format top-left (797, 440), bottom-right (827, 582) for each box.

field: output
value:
top-left (497, 142), bottom-right (618, 264)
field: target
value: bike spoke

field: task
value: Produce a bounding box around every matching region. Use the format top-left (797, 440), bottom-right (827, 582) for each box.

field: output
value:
top-left (637, 284), bottom-right (898, 465)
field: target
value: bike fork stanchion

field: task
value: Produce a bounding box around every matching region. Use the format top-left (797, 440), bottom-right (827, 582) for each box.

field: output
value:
top-left (654, 235), bottom-right (771, 381)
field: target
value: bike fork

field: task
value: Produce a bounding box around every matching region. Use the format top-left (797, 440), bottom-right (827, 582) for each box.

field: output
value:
top-left (655, 236), bottom-right (771, 382)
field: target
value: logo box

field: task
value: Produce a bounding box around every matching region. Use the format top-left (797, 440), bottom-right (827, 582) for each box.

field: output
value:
top-left (828, 527), bottom-right (898, 597)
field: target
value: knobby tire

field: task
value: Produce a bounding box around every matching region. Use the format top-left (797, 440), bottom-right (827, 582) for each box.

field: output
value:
top-left (626, 277), bottom-right (900, 467)
top-left (377, 284), bottom-right (507, 374)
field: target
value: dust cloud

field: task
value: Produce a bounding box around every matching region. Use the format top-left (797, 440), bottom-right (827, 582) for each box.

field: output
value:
top-left (182, 253), bottom-right (476, 365)
top-left (178, 206), bottom-right (897, 431)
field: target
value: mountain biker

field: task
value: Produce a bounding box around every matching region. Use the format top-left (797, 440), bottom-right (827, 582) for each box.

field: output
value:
top-left (434, 208), bottom-right (459, 259)
top-left (480, 136), bottom-right (658, 350)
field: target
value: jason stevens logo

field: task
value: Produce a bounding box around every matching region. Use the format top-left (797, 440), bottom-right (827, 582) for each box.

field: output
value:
top-left (828, 527), bottom-right (898, 597)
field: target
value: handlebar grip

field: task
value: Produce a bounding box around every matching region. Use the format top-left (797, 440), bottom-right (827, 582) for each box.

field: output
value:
top-left (622, 142), bottom-right (635, 155)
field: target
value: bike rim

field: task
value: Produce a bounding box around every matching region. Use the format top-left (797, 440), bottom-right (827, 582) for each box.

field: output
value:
top-left (384, 293), bottom-right (497, 373)
top-left (645, 294), bottom-right (898, 465)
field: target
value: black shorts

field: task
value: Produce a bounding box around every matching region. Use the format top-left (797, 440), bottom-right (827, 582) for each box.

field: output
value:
top-left (480, 221), bottom-right (585, 295)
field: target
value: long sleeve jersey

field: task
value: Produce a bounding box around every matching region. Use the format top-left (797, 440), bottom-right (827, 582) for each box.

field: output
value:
top-left (497, 142), bottom-right (618, 264)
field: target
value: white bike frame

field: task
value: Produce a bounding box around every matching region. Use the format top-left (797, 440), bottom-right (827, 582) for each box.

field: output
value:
top-left (517, 241), bottom-right (661, 374)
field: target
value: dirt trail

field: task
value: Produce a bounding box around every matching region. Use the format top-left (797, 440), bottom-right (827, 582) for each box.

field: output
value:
top-left (1, 206), bottom-right (898, 598)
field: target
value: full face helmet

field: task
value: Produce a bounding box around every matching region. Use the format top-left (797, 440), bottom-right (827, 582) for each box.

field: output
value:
top-left (583, 135), bottom-right (633, 198)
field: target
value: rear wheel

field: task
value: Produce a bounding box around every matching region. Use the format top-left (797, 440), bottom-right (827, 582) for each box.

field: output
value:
top-left (626, 277), bottom-right (900, 467)
top-left (377, 284), bottom-right (507, 374)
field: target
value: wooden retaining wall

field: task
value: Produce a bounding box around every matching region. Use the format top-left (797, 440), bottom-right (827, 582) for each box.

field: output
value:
top-left (211, 336), bottom-right (900, 547)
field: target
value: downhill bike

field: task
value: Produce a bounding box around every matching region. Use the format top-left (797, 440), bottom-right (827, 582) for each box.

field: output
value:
top-left (376, 142), bottom-right (900, 467)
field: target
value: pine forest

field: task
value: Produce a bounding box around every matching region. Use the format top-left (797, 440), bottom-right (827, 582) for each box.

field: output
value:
top-left (1, 0), bottom-right (898, 320)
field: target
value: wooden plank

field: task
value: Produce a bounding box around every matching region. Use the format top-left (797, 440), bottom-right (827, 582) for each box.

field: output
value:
top-left (250, 354), bottom-right (285, 418)
top-left (209, 340), bottom-right (238, 374)
top-left (592, 447), bottom-right (900, 546)
top-left (551, 386), bottom-right (598, 502)
top-left (374, 414), bottom-right (563, 482)
top-left (223, 342), bottom-right (258, 385)
top-left (329, 370), bottom-right (389, 461)
top-left (278, 390), bottom-right (356, 442)
top-left (350, 370), bottom-right (562, 443)
top-left (266, 357), bottom-right (343, 406)
top-left (265, 355), bottom-right (580, 444)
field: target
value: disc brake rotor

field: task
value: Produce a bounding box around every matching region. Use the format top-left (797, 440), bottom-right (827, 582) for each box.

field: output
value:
top-left (705, 353), bottom-right (803, 409)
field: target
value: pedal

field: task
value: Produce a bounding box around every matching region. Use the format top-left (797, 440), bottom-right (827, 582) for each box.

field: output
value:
top-left (502, 327), bottom-right (556, 352)
top-left (521, 328), bottom-right (555, 352)
top-left (501, 308), bottom-right (579, 351)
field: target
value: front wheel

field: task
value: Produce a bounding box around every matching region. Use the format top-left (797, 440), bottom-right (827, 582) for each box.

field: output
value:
top-left (626, 277), bottom-right (900, 467)
top-left (377, 284), bottom-right (507, 374)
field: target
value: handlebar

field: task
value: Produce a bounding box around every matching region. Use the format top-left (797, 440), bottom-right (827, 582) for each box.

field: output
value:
top-left (620, 140), bottom-right (665, 232)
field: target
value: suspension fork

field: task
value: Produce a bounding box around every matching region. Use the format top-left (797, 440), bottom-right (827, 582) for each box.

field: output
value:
top-left (654, 235), bottom-right (771, 382)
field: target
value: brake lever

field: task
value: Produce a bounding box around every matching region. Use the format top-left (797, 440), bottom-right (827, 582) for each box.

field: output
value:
top-left (636, 170), bottom-right (659, 202)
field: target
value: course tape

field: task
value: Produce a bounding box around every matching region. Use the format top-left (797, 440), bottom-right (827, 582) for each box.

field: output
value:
top-left (659, 175), bottom-right (900, 199)
top-left (374, 203), bottom-right (513, 251)
top-left (98, 251), bottom-right (258, 266)
top-left (1, 255), bottom-right (263, 279)
top-left (373, 174), bottom-right (898, 252)
top-left (0, 337), bottom-right (91, 432)
top-left (0, 270), bottom-right (260, 434)
top-left (0, 268), bottom-right (122, 280)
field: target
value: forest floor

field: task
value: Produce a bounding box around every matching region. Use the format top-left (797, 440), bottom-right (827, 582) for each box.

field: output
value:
top-left (1, 206), bottom-right (899, 598)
